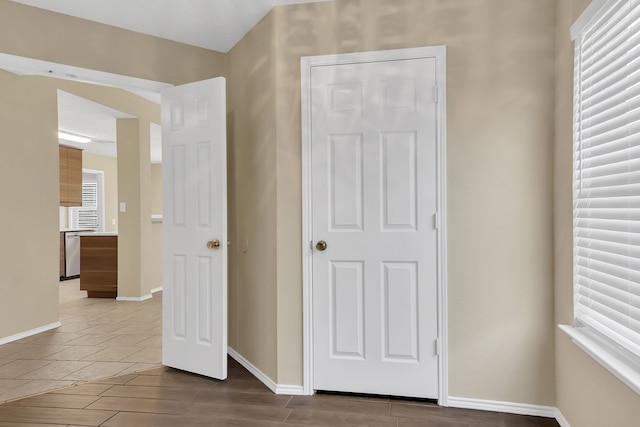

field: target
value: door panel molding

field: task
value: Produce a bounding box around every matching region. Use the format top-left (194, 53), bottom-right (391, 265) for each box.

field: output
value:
top-left (301, 46), bottom-right (448, 404)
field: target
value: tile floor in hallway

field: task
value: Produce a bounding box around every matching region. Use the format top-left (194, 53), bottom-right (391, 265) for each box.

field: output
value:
top-left (0, 279), bottom-right (161, 403)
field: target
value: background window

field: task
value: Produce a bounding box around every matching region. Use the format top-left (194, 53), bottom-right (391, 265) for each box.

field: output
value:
top-left (69, 174), bottom-right (103, 232)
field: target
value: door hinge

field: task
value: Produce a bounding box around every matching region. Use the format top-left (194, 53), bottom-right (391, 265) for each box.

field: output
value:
top-left (433, 86), bottom-right (439, 104)
top-left (435, 338), bottom-right (440, 356)
top-left (433, 212), bottom-right (440, 230)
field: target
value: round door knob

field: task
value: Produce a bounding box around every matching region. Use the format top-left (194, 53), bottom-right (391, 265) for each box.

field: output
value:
top-left (207, 240), bottom-right (221, 250)
top-left (316, 240), bottom-right (327, 251)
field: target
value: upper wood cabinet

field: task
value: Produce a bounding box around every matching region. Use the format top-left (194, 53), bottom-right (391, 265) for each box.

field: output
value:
top-left (59, 146), bottom-right (82, 207)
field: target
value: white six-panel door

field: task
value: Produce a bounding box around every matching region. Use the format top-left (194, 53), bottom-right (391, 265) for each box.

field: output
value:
top-left (311, 58), bottom-right (439, 398)
top-left (161, 77), bottom-right (227, 380)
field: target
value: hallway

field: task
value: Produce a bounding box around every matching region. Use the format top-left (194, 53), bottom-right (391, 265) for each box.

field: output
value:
top-left (0, 280), bottom-right (161, 403)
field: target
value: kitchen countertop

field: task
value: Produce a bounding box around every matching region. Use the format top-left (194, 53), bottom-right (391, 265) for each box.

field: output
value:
top-left (78, 232), bottom-right (118, 237)
top-left (60, 229), bottom-right (94, 233)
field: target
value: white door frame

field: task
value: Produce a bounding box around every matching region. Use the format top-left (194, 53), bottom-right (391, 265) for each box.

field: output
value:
top-left (300, 46), bottom-right (448, 405)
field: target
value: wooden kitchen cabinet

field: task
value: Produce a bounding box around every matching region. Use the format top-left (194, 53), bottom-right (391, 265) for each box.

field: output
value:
top-left (80, 235), bottom-right (118, 298)
top-left (59, 146), bottom-right (82, 207)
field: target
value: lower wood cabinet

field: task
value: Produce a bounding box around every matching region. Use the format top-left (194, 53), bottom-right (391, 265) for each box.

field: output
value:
top-left (80, 235), bottom-right (117, 298)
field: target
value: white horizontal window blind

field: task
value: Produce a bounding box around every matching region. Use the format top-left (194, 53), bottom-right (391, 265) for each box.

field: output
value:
top-left (70, 182), bottom-right (99, 231)
top-left (574, 0), bottom-right (640, 360)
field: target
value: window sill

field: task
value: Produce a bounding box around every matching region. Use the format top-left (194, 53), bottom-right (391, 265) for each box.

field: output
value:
top-left (559, 324), bottom-right (640, 395)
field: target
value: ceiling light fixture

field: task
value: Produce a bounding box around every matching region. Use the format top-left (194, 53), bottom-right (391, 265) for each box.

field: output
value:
top-left (58, 131), bottom-right (91, 143)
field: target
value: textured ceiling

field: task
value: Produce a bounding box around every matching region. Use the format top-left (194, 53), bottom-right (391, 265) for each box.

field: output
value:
top-left (9, 0), bottom-right (330, 52)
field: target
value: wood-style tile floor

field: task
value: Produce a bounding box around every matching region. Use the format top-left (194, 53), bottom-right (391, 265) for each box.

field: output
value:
top-left (0, 358), bottom-right (559, 426)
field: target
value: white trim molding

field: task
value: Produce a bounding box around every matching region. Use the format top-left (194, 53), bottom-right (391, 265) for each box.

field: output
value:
top-left (559, 324), bottom-right (640, 395)
top-left (0, 52), bottom-right (172, 102)
top-left (116, 294), bottom-right (153, 302)
top-left (448, 397), bottom-right (557, 418)
top-left (300, 46), bottom-right (448, 402)
top-left (0, 322), bottom-right (62, 345)
top-left (150, 286), bottom-right (163, 294)
top-left (555, 408), bottom-right (572, 427)
top-left (570, 0), bottom-right (609, 40)
top-left (228, 347), bottom-right (305, 395)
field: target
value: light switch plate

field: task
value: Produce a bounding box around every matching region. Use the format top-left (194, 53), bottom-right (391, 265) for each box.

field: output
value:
top-left (119, 202), bottom-right (126, 213)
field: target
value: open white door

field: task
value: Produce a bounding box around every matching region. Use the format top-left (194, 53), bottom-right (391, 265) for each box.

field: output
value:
top-left (161, 77), bottom-right (227, 379)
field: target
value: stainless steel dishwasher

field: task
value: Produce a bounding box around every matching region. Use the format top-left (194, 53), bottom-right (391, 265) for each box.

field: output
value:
top-left (64, 231), bottom-right (82, 278)
top-left (61, 230), bottom-right (94, 279)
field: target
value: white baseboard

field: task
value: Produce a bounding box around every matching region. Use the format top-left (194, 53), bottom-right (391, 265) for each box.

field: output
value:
top-left (150, 286), bottom-right (163, 294)
top-left (275, 384), bottom-right (306, 395)
top-left (555, 408), bottom-right (571, 427)
top-left (0, 322), bottom-right (62, 345)
top-left (116, 294), bottom-right (152, 302)
top-left (448, 396), bottom-right (557, 418)
top-left (227, 347), bottom-right (305, 395)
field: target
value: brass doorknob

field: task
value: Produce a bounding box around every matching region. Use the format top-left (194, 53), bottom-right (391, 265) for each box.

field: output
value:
top-left (207, 240), bottom-right (221, 250)
top-left (316, 240), bottom-right (327, 251)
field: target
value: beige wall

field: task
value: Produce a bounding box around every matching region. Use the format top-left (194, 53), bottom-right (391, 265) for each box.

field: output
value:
top-left (148, 222), bottom-right (163, 291)
top-left (554, 1), bottom-right (640, 425)
top-left (117, 118), bottom-right (154, 298)
top-left (150, 164), bottom-right (163, 215)
top-left (83, 152), bottom-right (118, 233)
top-left (149, 164), bottom-right (163, 290)
top-left (227, 12), bottom-right (279, 380)
top-left (0, 70), bottom-right (59, 339)
top-left (270, 0), bottom-right (557, 403)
